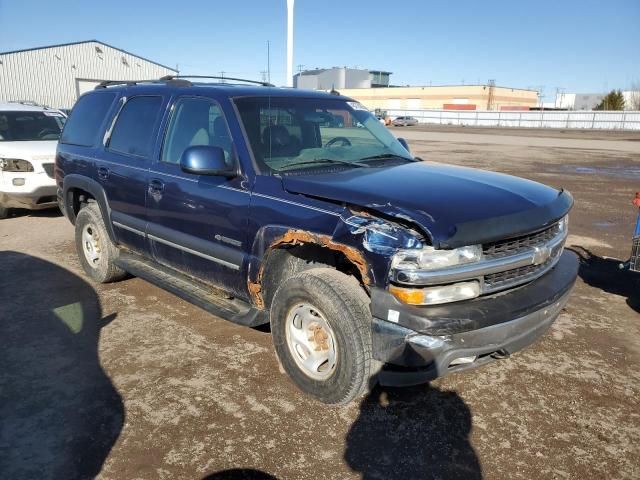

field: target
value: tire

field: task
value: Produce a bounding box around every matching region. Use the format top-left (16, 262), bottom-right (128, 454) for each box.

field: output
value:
top-left (0, 206), bottom-right (9, 219)
top-left (270, 267), bottom-right (378, 404)
top-left (75, 202), bottom-right (126, 283)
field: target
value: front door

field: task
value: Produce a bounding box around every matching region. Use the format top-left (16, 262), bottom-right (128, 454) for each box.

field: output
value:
top-left (146, 96), bottom-right (250, 297)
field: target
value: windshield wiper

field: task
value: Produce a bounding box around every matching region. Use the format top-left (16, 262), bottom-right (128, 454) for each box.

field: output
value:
top-left (358, 153), bottom-right (416, 163)
top-left (279, 158), bottom-right (369, 171)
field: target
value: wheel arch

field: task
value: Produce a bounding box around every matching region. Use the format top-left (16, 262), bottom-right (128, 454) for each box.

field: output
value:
top-left (247, 226), bottom-right (372, 310)
top-left (63, 174), bottom-right (117, 243)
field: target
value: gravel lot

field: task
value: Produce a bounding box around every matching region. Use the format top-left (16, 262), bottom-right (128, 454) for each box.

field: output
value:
top-left (1, 126), bottom-right (639, 480)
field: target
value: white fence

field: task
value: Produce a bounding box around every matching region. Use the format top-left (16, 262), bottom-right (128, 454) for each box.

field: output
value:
top-left (386, 109), bottom-right (640, 131)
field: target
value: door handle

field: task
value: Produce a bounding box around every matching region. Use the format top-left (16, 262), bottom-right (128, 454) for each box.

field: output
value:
top-left (97, 166), bottom-right (110, 179)
top-left (148, 179), bottom-right (165, 196)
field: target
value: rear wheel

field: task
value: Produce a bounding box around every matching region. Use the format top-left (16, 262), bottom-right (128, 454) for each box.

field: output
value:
top-left (270, 268), bottom-right (378, 404)
top-left (75, 202), bottom-right (126, 283)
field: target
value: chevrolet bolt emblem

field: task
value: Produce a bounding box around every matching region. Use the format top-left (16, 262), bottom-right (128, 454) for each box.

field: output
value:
top-left (532, 246), bottom-right (551, 265)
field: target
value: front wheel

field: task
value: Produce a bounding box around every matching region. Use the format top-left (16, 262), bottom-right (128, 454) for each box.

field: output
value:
top-left (270, 268), bottom-right (378, 404)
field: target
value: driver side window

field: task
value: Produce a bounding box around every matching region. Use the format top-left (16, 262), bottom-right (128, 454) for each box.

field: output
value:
top-left (162, 97), bottom-right (234, 166)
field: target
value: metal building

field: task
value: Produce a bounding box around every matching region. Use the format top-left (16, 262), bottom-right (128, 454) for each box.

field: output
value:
top-left (0, 40), bottom-right (176, 109)
top-left (294, 67), bottom-right (373, 90)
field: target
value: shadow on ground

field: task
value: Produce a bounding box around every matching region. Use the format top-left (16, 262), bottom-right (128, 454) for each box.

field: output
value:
top-left (570, 246), bottom-right (640, 313)
top-left (345, 383), bottom-right (482, 479)
top-left (4, 207), bottom-right (63, 219)
top-left (0, 251), bottom-right (123, 479)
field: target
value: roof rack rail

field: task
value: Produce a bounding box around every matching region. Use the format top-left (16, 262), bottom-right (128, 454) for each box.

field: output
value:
top-left (160, 75), bottom-right (274, 87)
top-left (8, 100), bottom-right (52, 109)
top-left (94, 78), bottom-right (192, 89)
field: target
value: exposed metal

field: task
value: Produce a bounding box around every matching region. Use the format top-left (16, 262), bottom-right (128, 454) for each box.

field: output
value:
top-left (0, 40), bottom-right (176, 109)
top-left (247, 228), bottom-right (372, 309)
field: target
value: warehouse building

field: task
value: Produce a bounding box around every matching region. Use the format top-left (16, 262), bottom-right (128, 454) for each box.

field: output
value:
top-left (337, 84), bottom-right (539, 111)
top-left (294, 68), bottom-right (538, 111)
top-left (0, 40), bottom-right (176, 109)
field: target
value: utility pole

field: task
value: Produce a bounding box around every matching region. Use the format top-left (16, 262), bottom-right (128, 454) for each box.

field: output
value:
top-left (487, 79), bottom-right (495, 110)
top-left (286, 0), bottom-right (294, 87)
top-left (219, 71), bottom-right (226, 83)
top-left (297, 64), bottom-right (305, 74)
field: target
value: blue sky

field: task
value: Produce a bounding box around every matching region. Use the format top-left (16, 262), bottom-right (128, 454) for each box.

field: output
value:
top-left (1, 0), bottom-right (638, 100)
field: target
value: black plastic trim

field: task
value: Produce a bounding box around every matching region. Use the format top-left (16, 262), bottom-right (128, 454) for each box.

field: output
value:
top-left (439, 190), bottom-right (573, 249)
top-left (62, 174), bottom-right (116, 242)
top-left (146, 222), bottom-right (244, 269)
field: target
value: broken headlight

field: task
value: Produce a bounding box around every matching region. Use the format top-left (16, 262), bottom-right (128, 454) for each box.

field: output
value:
top-left (390, 244), bottom-right (482, 272)
top-left (0, 158), bottom-right (34, 172)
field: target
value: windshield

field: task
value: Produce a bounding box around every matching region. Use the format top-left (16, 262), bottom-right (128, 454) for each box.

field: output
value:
top-left (234, 97), bottom-right (413, 172)
top-left (0, 110), bottom-right (65, 142)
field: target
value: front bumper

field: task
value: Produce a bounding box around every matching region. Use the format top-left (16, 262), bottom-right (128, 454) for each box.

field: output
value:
top-left (0, 171), bottom-right (57, 210)
top-left (372, 250), bottom-right (578, 386)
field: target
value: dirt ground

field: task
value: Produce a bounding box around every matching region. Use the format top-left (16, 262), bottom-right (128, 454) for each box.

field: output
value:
top-left (1, 126), bottom-right (640, 480)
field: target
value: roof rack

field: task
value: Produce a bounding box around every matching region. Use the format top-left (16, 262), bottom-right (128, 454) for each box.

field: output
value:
top-left (94, 78), bottom-right (191, 89)
top-left (8, 100), bottom-right (52, 109)
top-left (160, 75), bottom-right (274, 87)
top-left (94, 75), bottom-right (274, 90)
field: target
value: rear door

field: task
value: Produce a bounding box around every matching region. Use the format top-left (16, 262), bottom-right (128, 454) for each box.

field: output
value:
top-left (146, 95), bottom-right (250, 297)
top-left (98, 95), bottom-right (166, 253)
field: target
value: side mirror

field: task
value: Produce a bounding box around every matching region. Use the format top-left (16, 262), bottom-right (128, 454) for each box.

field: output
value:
top-left (180, 145), bottom-right (235, 177)
top-left (398, 137), bottom-right (410, 152)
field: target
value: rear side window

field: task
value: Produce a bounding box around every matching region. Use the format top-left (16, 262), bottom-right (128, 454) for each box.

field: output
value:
top-left (61, 93), bottom-right (115, 146)
top-left (108, 96), bottom-right (163, 158)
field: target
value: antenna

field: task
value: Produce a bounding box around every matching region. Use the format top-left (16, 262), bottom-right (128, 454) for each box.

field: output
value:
top-left (267, 40), bottom-right (271, 85)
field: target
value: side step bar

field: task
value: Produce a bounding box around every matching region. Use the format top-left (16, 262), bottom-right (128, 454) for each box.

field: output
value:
top-left (115, 252), bottom-right (268, 327)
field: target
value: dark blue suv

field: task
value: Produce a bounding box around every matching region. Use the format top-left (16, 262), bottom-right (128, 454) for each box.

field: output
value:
top-left (56, 76), bottom-right (578, 404)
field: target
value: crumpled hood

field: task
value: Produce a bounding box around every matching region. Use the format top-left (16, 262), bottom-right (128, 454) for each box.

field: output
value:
top-left (282, 162), bottom-right (572, 248)
top-left (0, 140), bottom-right (58, 165)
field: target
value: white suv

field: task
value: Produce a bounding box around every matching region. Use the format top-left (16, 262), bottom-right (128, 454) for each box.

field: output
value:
top-left (0, 103), bottom-right (66, 218)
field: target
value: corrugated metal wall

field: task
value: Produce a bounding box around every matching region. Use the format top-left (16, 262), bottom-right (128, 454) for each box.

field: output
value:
top-left (0, 41), bottom-right (176, 109)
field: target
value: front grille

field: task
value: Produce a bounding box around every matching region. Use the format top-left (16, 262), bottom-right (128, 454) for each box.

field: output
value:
top-left (43, 163), bottom-right (55, 178)
top-left (484, 241), bottom-right (564, 291)
top-left (630, 236), bottom-right (640, 273)
top-left (483, 222), bottom-right (561, 259)
top-left (485, 263), bottom-right (545, 289)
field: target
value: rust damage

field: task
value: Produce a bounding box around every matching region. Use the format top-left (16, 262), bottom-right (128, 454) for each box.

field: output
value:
top-left (247, 229), bottom-right (371, 309)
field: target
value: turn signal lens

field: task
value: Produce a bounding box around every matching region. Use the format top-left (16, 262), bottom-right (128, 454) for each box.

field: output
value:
top-left (389, 281), bottom-right (480, 305)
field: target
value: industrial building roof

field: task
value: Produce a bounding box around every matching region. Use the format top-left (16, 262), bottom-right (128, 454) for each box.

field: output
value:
top-left (0, 40), bottom-right (177, 72)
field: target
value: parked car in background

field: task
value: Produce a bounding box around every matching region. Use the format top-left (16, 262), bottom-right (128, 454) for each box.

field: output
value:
top-left (57, 77), bottom-right (577, 404)
top-left (0, 102), bottom-right (66, 218)
top-left (392, 116), bottom-right (419, 127)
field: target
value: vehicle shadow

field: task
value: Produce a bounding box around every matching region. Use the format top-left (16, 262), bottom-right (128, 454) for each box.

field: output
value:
top-left (345, 382), bottom-right (482, 480)
top-left (0, 251), bottom-right (124, 479)
top-left (4, 207), bottom-right (62, 219)
top-left (569, 246), bottom-right (640, 313)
